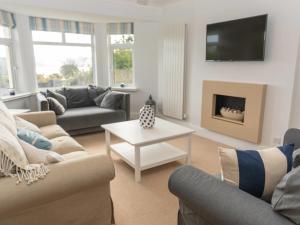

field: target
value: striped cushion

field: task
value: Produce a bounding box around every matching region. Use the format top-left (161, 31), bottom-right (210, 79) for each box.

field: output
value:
top-left (218, 144), bottom-right (294, 201)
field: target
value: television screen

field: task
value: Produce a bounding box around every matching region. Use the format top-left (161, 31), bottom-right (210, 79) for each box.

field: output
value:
top-left (206, 15), bottom-right (267, 61)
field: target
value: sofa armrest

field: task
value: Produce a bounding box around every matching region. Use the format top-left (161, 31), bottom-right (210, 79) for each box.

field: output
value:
top-left (18, 111), bottom-right (57, 127)
top-left (169, 166), bottom-right (294, 225)
top-left (37, 92), bottom-right (49, 111)
top-left (0, 154), bottom-right (115, 218)
top-left (112, 91), bottom-right (130, 120)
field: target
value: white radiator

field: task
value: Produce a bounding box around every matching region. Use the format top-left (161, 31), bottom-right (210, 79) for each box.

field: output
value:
top-left (160, 23), bottom-right (186, 120)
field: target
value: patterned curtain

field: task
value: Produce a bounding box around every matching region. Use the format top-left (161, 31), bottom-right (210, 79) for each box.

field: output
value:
top-left (29, 16), bottom-right (94, 34)
top-left (0, 10), bottom-right (16, 28)
top-left (107, 23), bottom-right (134, 35)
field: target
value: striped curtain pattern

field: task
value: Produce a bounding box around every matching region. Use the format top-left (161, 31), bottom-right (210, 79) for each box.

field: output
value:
top-left (107, 23), bottom-right (134, 35)
top-left (29, 16), bottom-right (94, 34)
top-left (0, 10), bottom-right (15, 28)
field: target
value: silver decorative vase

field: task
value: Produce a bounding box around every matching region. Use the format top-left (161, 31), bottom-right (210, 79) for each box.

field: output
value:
top-left (139, 105), bottom-right (155, 128)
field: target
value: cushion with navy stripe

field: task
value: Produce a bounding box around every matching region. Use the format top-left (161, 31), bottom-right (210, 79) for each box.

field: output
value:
top-left (218, 144), bottom-right (294, 201)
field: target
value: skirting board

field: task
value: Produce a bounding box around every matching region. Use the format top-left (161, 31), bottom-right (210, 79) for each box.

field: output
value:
top-left (157, 114), bottom-right (269, 150)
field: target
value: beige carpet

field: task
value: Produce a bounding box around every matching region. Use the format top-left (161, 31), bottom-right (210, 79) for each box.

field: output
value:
top-left (75, 133), bottom-right (227, 225)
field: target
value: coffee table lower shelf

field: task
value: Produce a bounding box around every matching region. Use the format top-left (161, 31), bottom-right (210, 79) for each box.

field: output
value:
top-left (110, 142), bottom-right (187, 171)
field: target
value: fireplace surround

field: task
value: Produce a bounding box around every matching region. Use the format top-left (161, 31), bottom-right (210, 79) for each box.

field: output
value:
top-left (201, 80), bottom-right (267, 144)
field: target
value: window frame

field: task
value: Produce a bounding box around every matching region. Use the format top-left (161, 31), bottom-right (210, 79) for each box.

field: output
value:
top-left (108, 35), bottom-right (135, 88)
top-left (0, 26), bottom-right (16, 93)
top-left (32, 31), bottom-right (96, 88)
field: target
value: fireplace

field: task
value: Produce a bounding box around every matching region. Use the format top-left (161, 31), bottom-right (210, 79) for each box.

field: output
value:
top-left (201, 81), bottom-right (267, 144)
top-left (213, 95), bottom-right (246, 124)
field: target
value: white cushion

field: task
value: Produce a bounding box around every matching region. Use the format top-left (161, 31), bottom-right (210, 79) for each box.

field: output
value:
top-left (0, 101), bottom-right (15, 124)
top-left (0, 124), bottom-right (49, 184)
top-left (0, 124), bottom-right (28, 171)
top-left (15, 116), bottom-right (41, 134)
top-left (0, 101), bottom-right (16, 136)
top-left (19, 140), bottom-right (64, 165)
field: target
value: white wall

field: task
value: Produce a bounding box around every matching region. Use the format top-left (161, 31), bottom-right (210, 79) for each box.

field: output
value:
top-left (290, 38), bottom-right (300, 128)
top-left (95, 22), bottom-right (159, 117)
top-left (161, 0), bottom-right (300, 147)
top-left (131, 22), bottom-right (159, 116)
top-left (13, 14), bottom-right (37, 93)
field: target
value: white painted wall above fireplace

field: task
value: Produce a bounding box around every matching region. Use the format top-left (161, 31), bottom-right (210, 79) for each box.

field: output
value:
top-left (161, 0), bottom-right (300, 147)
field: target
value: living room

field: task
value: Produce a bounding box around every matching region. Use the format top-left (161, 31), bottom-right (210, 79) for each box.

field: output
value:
top-left (0, 0), bottom-right (300, 225)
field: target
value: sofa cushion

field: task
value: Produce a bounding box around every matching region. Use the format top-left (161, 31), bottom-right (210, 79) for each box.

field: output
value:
top-left (17, 128), bottom-right (52, 150)
top-left (0, 101), bottom-right (17, 135)
top-left (20, 139), bottom-right (64, 165)
top-left (218, 145), bottom-right (294, 201)
top-left (62, 151), bottom-right (88, 160)
top-left (0, 124), bottom-right (49, 184)
top-left (272, 166), bottom-right (300, 224)
top-left (15, 116), bottom-right (41, 134)
top-left (94, 89), bottom-right (110, 106)
top-left (88, 85), bottom-right (109, 99)
top-left (40, 124), bottom-right (69, 139)
top-left (47, 97), bottom-right (66, 115)
top-left (47, 89), bottom-right (67, 109)
top-left (293, 148), bottom-right (300, 168)
top-left (50, 136), bottom-right (85, 154)
top-left (57, 106), bottom-right (126, 131)
top-left (100, 91), bottom-right (124, 110)
top-left (65, 87), bottom-right (94, 108)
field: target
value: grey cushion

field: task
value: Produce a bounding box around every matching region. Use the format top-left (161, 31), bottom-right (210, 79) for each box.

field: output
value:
top-left (94, 89), bottom-right (110, 106)
top-left (57, 106), bottom-right (126, 131)
top-left (88, 85), bottom-right (109, 99)
top-left (272, 166), bottom-right (300, 224)
top-left (47, 89), bottom-right (67, 109)
top-left (100, 91), bottom-right (123, 110)
top-left (293, 149), bottom-right (300, 168)
top-left (55, 87), bottom-right (66, 96)
top-left (65, 87), bottom-right (94, 108)
top-left (47, 97), bottom-right (65, 115)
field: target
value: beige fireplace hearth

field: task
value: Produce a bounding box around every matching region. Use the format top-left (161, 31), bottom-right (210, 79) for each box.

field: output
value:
top-left (201, 80), bottom-right (267, 144)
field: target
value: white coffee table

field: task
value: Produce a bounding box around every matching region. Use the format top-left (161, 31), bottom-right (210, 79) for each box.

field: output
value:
top-left (102, 118), bottom-right (194, 182)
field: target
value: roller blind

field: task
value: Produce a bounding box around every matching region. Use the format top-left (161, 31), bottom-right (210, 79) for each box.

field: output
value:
top-left (29, 16), bottom-right (94, 34)
top-left (0, 9), bottom-right (15, 28)
top-left (107, 22), bottom-right (134, 35)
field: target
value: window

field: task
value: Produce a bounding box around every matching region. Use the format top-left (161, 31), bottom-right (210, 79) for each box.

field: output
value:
top-left (32, 29), bottom-right (94, 88)
top-left (0, 25), bottom-right (14, 96)
top-left (108, 31), bottom-right (134, 87)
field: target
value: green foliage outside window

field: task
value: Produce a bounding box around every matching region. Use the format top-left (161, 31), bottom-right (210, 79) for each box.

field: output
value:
top-left (113, 49), bottom-right (133, 84)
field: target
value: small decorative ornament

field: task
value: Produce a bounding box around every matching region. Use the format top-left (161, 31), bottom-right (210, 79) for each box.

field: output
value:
top-left (145, 94), bottom-right (156, 115)
top-left (139, 105), bottom-right (155, 128)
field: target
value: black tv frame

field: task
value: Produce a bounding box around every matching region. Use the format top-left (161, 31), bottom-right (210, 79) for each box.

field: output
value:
top-left (205, 14), bottom-right (268, 62)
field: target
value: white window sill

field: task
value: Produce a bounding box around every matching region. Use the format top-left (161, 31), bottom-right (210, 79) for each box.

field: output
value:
top-left (1, 92), bottom-right (36, 102)
top-left (111, 86), bottom-right (139, 92)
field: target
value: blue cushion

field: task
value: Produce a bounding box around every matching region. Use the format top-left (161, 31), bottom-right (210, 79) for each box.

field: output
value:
top-left (219, 144), bottom-right (294, 201)
top-left (17, 128), bottom-right (52, 150)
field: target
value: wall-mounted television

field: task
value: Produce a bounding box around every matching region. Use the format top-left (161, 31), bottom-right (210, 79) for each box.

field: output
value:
top-left (206, 14), bottom-right (268, 61)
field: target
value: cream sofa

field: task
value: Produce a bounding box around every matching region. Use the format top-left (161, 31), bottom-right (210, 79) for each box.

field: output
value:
top-left (0, 111), bottom-right (115, 225)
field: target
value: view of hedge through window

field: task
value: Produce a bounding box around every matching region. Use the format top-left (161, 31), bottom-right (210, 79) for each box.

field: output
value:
top-left (110, 34), bottom-right (134, 86)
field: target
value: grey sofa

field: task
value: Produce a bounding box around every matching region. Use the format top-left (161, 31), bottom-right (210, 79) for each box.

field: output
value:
top-left (169, 129), bottom-right (300, 225)
top-left (38, 87), bottom-right (130, 135)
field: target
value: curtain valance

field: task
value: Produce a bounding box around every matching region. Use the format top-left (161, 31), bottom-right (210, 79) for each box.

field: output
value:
top-left (29, 16), bottom-right (94, 34)
top-left (0, 10), bottom-right (15, 28)
top-left (107, 23), bottom-right (134, 35)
